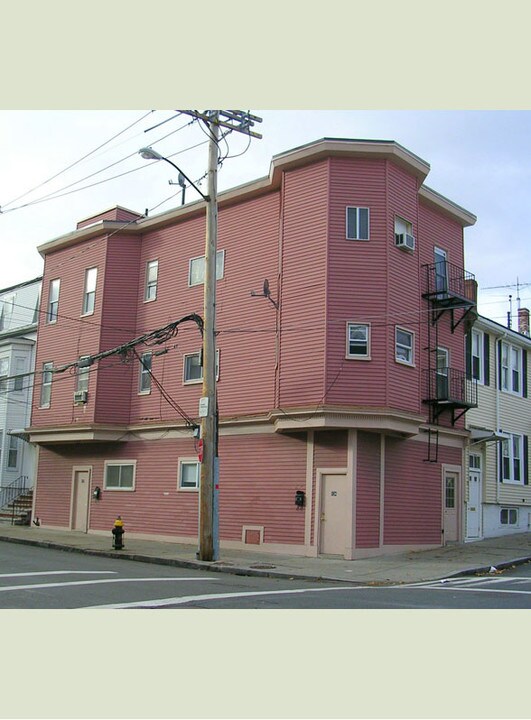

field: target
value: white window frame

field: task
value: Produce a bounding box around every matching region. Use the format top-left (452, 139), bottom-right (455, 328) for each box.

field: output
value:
top-left (6, 435), bottom-right (19, 470)
top-left (40, 361), bottom-right (53, 408)
top-left (501, 341), bottom-right (522, 395)
top-left (500, 507), bottom-right (518, 526)
top-left (76, 356), bottom-right (90, 393)
top-left (104, 460), bottom-right (136, 491)
top-left (395, 327), bottom-right (415, 366)
top-left (139, 351), bottom-right (152, 394)
top-left (178, 458), bottom-right (200, 491)
top-left (144, 259), bottom-right (159, 302)
top-left (346, 322), bottom-right (370, 359)
top-left (188, 250), bottom-right (225, 287)
top-left (13, 357), bottom-right (25, 392)
top-left (394, 216), bottom-right (413, 244)
top-left (183, 350), bottom-right (220, 385)
top-left (0, 357), bottom-right (9, 395)
top-left (500, 433), bottom-right (523, 485)
top-left (346, 206), bottom-right (370, 241)
top-left (82, 267), bottom-right (98, 316)
top-left (47, 279), bottom-right (60, 324)
top-left (471, 329), bottom-right (483, 384)
top-left (0, 294), bottom-right (15, 331)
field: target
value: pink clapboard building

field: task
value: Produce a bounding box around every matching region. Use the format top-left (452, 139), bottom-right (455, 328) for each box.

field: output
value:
top-left (27, 138), bottom-right (478, 559)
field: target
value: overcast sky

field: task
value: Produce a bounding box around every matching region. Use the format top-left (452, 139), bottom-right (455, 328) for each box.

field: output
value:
top-left (1, 110), bottom-right (529, 328)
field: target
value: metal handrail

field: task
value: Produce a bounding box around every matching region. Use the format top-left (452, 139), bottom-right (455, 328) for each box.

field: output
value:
top-left (422, 261), bottom-right (476, 302)
top-left (0, 476), bottom-right (29, 522)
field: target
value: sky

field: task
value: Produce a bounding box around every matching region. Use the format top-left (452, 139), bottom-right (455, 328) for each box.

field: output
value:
top-left (1, 109), bottom-right (530, 329)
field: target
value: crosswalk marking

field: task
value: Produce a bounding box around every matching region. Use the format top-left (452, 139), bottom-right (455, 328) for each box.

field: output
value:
top-left (0, 577), bottom-right (220, 593)
top-left (0, 571), bottom-right (116, 579)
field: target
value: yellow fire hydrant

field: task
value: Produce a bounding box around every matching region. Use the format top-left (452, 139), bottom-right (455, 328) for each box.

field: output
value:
top-left (112, 516), bottom-right (125, 550)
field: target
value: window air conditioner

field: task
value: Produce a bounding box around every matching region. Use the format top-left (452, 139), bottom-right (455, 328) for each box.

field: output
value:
top-left (395, 233), bottom-right (415, 251)
top-left (73, 390), bottom-right (88, 404)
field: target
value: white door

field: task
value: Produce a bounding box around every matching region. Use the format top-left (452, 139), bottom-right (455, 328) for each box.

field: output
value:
top-left (443, 471), bottom-right (459, 544)
top-left (466, 470), bottom-right (481, 539)
top-left (72, 468), bottom-right (91, 532)
top-left (319, 474), bottom-right (347, 556)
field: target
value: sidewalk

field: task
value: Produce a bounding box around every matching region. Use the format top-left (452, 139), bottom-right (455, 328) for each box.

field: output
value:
top-left (0, 523), bottom-right (530, 584)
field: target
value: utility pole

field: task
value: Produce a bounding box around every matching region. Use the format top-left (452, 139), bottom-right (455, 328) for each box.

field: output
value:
top-left (176, 110), bottom-right (262, 562)
top-left (199, 112), bottom-right (220, 561)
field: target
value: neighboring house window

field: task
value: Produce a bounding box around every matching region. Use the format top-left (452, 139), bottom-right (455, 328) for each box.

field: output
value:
top-left (40, 362), bottom-right (53, 407)
top-left (13, 357), bottom-right (25, 392)
top-left (145, 260), bottom-right (159, 301)
top-left (189, 250), bottom-right (225, 287)
top-left (346, 207), bottom-right (369, 241)
top-left (500, 508), bottom-right (518, 525)
top-left (139, 352), bottom-right (152, 393)
top-left (0, 294), bottom-right (15, 331)
top-left (395, 328), bottom-right (414, 365)
top-left (183, 350), bottom-right (220, 384)
top-left (0, 430), bottom-right (3, 465)
top-left (346, 323), bottom-right (370, 358)
top-left (500, 341), bottom-right (522, 395)
top-left (178, 459), bottom-right (200, 490)
top-left (104, 461), bottom-right (136, 490)
top-left (76, 357), bottom-right (90, 393)
top-left (471, 330), bottom-right (483, 383)
top-left (6, 435), bottom-right (18, 469)
top-left (47, 279), bottom-right (60, 323)
top-left (0, 357), bottom-right (8, 394)
top-left (82, 268), bottom-right (98, 315)
top-left (500, 433), bottom-right (524, 484)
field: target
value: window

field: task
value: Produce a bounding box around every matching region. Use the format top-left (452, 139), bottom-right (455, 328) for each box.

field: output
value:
top-left (434, 247), bottom-right (448, 294)
top-left (0, 430), bottom-right (3, 465)
top-left (13, 357), bottom-right (25, 392)
top-left (500, 508), bottom-right (518, 525)
top-left (0, 357), bottom-right (8, 394)
top-left (471, 330), bottom-right (483, 383)
top-left (178, 460), bottom-right (200, 490)
top-left (500, 341), bottom-right (522, 394)
top-left (445, 476), bottom-right (455, 509)
top-left (394, 217), bottom-right (415, 249)
top-left (139, 352), bottom-right (152, 393)
top-left (346, 323), bottom-right (370, 359)
top-left (500, 433), bottom-right (524, 484)
top-left (145, 260), bottom-right (159, 301)
top-left (183, 350), bottom-right (220, 384)
top-left (436, 347), bottom-right (449, 399)
top-left (188, 250), bottom-right (225, 286)
top-left (40, 362), bottom-right (53, 407)
top-left (469, 453), bottom-right (481, 471)
top-left (104, 461), bottom-right (136, 490)
top-left (395, 328), bottom-right (414, 365)
top-left (76, 357), bottom-right (90, 393)
top-left (82, 268), bottom-right (97, 315)
top-left (0, 294), bottom-right (15, 331)
top-left (7, 435), bottom-right (19, 470)
top-left (47, 279), bottom-right (60, 323)
top-left (346, 207), bottom-right (369, 241)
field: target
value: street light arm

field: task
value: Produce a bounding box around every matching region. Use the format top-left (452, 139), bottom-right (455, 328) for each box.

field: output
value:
top-left (138, 148), bottom-right (209, 202)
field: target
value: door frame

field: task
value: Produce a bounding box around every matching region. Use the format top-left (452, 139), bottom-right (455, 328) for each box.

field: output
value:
top-left (315, 467), bottom-right (348, 556)
top-left (441, 464), bottom-right (462, 544)
top-left (69, 465), bottom-right (93, 532)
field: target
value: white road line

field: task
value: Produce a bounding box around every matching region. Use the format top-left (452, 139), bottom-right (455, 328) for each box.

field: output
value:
top-left (0, 571), bottom-right (116, 578)
top-left (0, 577), bottom-right (219, 593)
top-left (86, 585), bottom-right (371, 609)
top-left (419, 586), bottom-right (531, 596)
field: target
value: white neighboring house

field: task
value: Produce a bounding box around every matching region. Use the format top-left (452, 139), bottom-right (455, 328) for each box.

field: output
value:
top-left (465, 308), bottom-right (531, 540)
top-left (0, 277), bottom-right (41, 504)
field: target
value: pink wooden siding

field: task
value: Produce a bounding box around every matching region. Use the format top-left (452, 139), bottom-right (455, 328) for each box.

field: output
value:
top-left (312, 430), bottom-right (348, 545)
top-left (278, 162), bottom-right (329, 407)
top-left (356, 431), bottom-right (381, 548)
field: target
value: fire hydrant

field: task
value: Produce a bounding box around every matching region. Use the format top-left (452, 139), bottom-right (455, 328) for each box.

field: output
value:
top-left (112, 516), bottom-right (125, 550)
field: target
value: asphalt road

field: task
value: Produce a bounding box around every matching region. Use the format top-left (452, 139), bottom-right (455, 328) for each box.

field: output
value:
top-left (2, 541), bottom-right (531, 608)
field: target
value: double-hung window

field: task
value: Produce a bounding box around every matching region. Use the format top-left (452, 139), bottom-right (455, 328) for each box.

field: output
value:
top-left (6, 435), bottom-right (19, 470)
top-left (13, 357), bottom-right (25, 392)
top-left (346, 323), bottom-right (370, 359)
top-left (183, 350), bottom-right (220, 384)
top-left (47, 279), bottom-right (60, 323)
top-left (471, 330), bottom-right (483, 383)
top-left (40, 362), bottom-right (53, 408)
top-left (82, 268), bottom-right (97, 316)
top-left (76, 357), bottom-right (90, 393)
top-left (500, 341), bottom-right (522, 394)
top-left (346, 207), bottom-right (369, 241)
top-left (139, 352), bottom-right (152, 394)
top-left (145, 260), bottom-right (159, 301)
top-left (500, 433), bottom-right (524, 484)
top-left (0, 357), bottom-right (8, 394)
top-left (189, 251), bottom-right (225, 287)
top-left (395, 328), bottom-right (414, 365)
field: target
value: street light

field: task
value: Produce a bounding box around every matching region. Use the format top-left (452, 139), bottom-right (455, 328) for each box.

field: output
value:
top-left (139, 135), bottom-right (219, 562)
top-left (138, 147), bottom-right (209, 202)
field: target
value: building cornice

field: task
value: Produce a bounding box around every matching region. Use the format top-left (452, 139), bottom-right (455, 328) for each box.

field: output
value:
top-left (418, 185), bottom-right (477, 227)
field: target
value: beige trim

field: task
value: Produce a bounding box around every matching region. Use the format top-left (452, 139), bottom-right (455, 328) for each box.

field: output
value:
top-left (273, 409), bottom-right (422, 437)
top-left (241, 525), bottom-right (264, 545)
top-left (412, 429), bottom-right (468, 448)
top-left (315, 467), bottom-right (348, 557)
top-left (419, 185), bottom-right (477, 227)
top-left (304, 431), bottom-right (314, 550)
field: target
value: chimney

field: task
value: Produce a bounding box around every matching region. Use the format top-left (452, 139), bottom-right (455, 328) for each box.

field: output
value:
top-left (518, 307), bottom-right (530, 336)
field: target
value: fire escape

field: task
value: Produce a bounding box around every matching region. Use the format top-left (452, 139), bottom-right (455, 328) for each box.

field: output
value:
top-left (422, 258), bottom-right (478, 461)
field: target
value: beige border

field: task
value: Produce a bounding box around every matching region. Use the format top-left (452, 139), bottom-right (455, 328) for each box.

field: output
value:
top-left (314, 467), bottom-right (348, 558)
top-left (304, 430), bottom-right (314, 550)
top-left (241, 525), bottom-right (264, 545)
top-left (69, 465), bottom-right (92, 531)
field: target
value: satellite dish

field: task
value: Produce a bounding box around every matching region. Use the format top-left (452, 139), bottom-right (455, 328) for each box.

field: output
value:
top-left (263, 279), bottom-right (270, 297)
